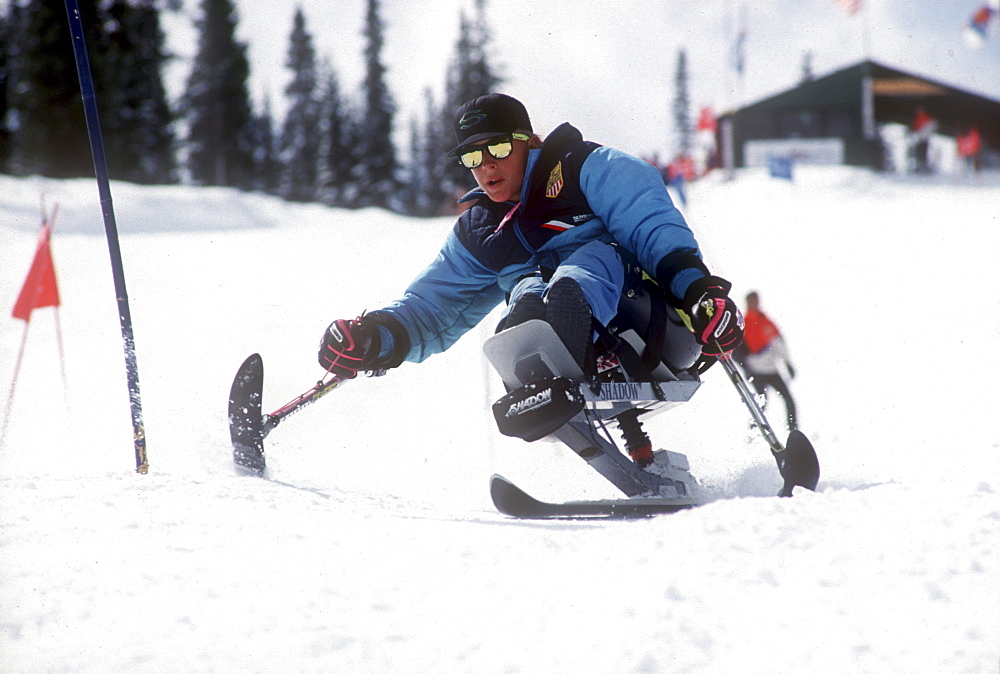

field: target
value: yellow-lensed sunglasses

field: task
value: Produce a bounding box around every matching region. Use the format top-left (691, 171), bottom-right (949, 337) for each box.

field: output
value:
top-left (457, 133), bottom-right (530, 169)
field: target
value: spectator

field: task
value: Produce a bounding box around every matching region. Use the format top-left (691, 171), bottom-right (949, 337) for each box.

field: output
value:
top-left (911, 107), bottom-right (937, 174)
top-left (957, 125), bottom-right (982, 174)
top-left (736, 291), bottom-right (798, 431)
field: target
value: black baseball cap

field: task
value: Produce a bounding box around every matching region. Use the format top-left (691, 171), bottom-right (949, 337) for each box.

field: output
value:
top-left (447, 93), bottom-right (532, 158)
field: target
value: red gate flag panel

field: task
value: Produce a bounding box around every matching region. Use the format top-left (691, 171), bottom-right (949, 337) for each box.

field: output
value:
top-left (12, 225), bottom-right (61, 321)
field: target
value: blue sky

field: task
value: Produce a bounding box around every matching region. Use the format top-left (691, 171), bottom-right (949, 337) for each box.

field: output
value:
top-left (164, 0), bottom-right (999, 159)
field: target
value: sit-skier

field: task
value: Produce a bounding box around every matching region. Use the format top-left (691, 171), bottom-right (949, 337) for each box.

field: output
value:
top-left (318, 93), bottom-right (744, 450)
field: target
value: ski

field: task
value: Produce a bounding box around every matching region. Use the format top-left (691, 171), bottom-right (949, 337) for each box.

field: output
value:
top-left (716, 352), bottom-right (820, 496)
top-left (228, 353), bottom-right (348, 476)
top-left (490, 474), bottom-right (700, 519)
top-left (229, 354), bottom-right (266, 475)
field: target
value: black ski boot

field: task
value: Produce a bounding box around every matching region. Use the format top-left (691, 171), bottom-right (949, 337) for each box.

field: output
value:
top-left (496, 292), bottom-right (545, 333)
top-left (544, 277), bottom-right (592, 373)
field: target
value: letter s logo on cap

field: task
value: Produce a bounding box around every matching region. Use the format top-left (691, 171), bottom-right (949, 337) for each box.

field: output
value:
top-left (459, 109), bottom-right (487, 129)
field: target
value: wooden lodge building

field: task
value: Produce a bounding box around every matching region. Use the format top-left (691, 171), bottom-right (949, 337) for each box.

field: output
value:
top-left (717, 59), bottom-right (1000, 171)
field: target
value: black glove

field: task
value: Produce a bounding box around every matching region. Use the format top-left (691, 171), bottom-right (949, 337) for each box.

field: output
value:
top-left (684, 275), bottom-right (744, 356)
top-left (318, 318), bottom-right (378, 378)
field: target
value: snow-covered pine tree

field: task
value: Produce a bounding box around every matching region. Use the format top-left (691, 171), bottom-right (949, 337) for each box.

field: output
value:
top-left (249, 94), bottom-right (280, 194)
top-left (399, 114), bottom-right (423, 216)
top-left (0, 2), bottom-right (12, 172)
top-left (439, 0), bottom-right (502, 200)
top-left (102, 0), bottom-right (176, 184)
top-left (800, 51), bottom-right (815, 83)
top-left (316, 65), bottom-right (358, 208)
top-left (279, 8), bottom-right (320, 202)
top-left (353, 0), bottom-right (398, 210)
top-left (182, 0), bottom-right (255, 188)
top-left (415, 87), bottom-right (453, 216)
top-left (5, 0), bottom-right (176, 182)
top-left (673, 48), bottom-right (692, 159)
top-left (5, 0), bottom-right (102, 178)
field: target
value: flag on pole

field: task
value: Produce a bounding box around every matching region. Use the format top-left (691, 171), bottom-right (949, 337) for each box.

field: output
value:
top-left (731, 25), bottom-right (748, 74)
top-left (12, 223), bottom-right (61, 321)
top-left (835, 0), bottom-right (863, 15)
top-left (963, 4), bottom-right (997, 47)
top-left (697, 107), bottom-right (717, 133)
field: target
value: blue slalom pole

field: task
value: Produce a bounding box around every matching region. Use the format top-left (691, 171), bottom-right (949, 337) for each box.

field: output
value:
top-left (64, 0), bottom-right (148, 473)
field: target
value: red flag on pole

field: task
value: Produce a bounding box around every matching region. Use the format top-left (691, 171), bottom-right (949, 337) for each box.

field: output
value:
top-left (697, 107), bottom-right (717, 133)
top-left (835, 0), bottom-right (862, 15)
top-left (12, 224), bottom-right (61, 321)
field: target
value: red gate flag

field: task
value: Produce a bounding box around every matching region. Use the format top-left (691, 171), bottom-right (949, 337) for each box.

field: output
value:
top-left (835, 0), bottom-right (862, 15)
top-left (12, 224), bottom-right (61, 321)
top-left (697, 107), bottom-right (717, 133)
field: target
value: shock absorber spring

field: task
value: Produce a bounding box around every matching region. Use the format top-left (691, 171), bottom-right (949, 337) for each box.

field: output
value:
top-left (617, 409), bottom-right (653, 467)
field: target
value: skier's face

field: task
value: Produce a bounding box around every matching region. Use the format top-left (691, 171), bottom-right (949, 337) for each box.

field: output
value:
top-left (470, 136), bottom-right (530, 203)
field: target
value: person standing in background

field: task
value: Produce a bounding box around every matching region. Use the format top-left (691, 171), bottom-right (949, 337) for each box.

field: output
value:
top-left (737, 291), bottom-right (798, 431)
top-left (911, 107), bottom-right (937, 174)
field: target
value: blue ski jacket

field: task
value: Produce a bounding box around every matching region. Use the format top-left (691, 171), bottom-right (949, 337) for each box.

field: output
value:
top-left (366, 123), bottom-right (709, 368)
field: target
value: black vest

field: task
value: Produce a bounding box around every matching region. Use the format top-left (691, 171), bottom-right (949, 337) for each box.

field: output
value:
top-left (454, 123), bottom-right (601, 273)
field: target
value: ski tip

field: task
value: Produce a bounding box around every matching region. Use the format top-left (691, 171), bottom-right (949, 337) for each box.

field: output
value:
top-left (230, 353), bottom-right (266, 476)
top-left (240, 352), bottom-right (263, 371)
top-left (490, 474), bottom-right (540, 517)
top-left (779, 429), bottom-right (820, 496)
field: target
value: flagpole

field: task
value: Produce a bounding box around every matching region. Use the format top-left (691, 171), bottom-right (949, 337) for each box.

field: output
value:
top-left (860, 0), bottom-right (871, 60)
top-left (0, 323), bottom-right (31, 448)
top-left (43, 201), bottom-right (69, 396)
top-left (64, 0), bottom-right (148, 474)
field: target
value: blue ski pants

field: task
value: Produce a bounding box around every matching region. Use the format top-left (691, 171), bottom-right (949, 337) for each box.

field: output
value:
top-left (504, 240), bottom-right (625, 329)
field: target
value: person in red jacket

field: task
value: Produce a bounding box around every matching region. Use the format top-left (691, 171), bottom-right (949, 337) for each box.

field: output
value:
top-left (911, 107), bottom-right (937, 174)
top-left (737, 291), bottom-right (798, 431)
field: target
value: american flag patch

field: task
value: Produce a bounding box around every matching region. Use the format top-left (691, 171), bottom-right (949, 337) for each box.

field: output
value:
top-left (596, 352), bottom-right (621, 374)
top-left (545, 161), bottom-right (564, 198)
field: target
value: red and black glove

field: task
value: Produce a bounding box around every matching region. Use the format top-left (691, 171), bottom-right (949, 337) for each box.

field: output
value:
top-left (684, 275), bottom-right (744, 356)
top-left (318, 318), bottom-right (378, 378)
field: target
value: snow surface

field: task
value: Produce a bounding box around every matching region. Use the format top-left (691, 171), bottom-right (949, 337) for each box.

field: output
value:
top-left (1, 167), bottom-right (998, 671)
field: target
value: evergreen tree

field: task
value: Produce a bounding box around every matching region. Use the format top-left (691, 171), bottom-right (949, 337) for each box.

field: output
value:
top-left (316, 66), bottom-right (357, 208)
top-left (672, 48), bottom-right (692, 157)
top-left (800, 51), bottom-right (815, 83)
top-left (439, 0), bottom-right (502, 199)
top-left (102, 0), bottom-right (176, 184)
top-left (0, 2), bottom-right (11, 172)
top-left (279, 8), bottom-right (320, 202)
top-left (5, 0), bottom-right (176, 181)
top-left (6, 0), bottom-right (102, 177)
top-left (399, 114), bottom-right (422, 216)
top-left (417, 87), bottom-right (453, 216)
top-left (446, 0), bottom-right (501, 108)
top-left (249, 94), bottom-right (279, 194)
top-left (353, 0), bottom-right (397, 210)
top-left (402, 92), bottom-right (448, 217)
top-left (183, 0), bottom-right (255, 188)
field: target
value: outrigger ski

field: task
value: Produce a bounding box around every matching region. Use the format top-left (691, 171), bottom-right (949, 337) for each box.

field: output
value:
top-left (490, 474), bottom-right (698, 519)
top-left (228, 353), bottom-right (347, 476)
top-left (228, 353), bottom-right (266, 475)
